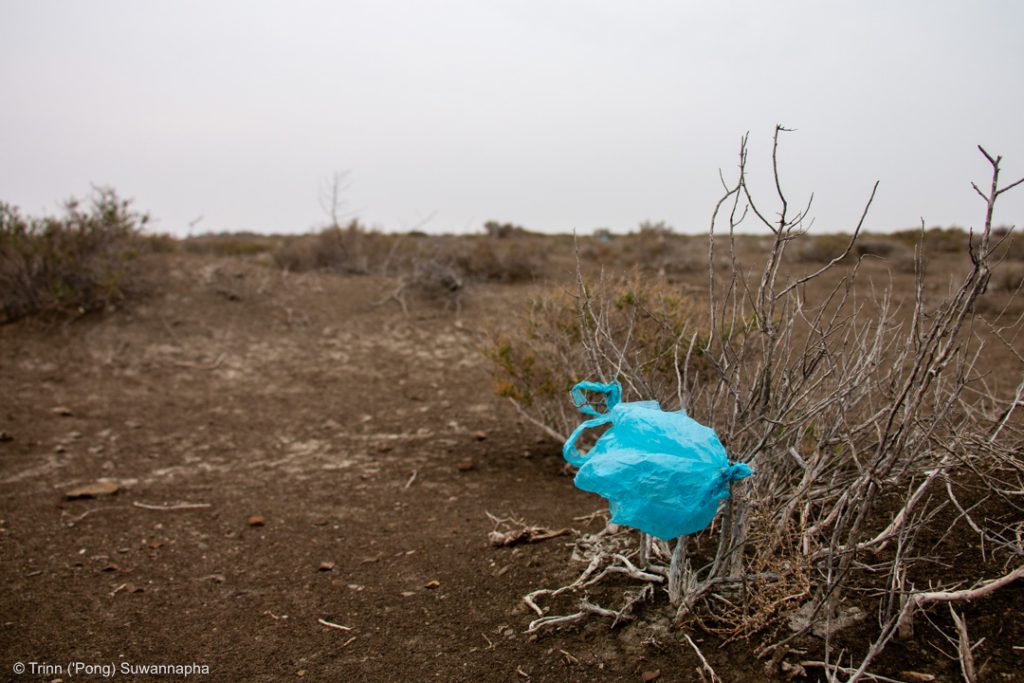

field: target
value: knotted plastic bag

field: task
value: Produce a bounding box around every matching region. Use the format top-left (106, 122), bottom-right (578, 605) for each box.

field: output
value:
top-left (563, 380), bottom-right (752, 540)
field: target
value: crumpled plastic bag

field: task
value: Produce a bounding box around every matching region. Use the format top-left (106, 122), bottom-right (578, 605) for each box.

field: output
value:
top-left (563, 380), bottom-right (752, 540)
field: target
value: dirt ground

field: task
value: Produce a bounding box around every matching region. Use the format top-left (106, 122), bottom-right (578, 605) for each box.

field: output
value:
top-left (2, 251), bottom-right (1022, 682)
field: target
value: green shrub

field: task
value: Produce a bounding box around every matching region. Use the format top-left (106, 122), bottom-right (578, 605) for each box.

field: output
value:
top-left (0, 189), bottom-right (148, 324)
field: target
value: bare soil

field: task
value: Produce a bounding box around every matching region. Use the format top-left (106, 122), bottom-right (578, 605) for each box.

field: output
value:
top-left (2, 251), bottom-right (1022, 682)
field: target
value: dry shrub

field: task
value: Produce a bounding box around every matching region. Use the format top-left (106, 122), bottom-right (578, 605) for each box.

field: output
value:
top-left (579, 224), bottom-right (703, 276)
top-left (892, 226), bottom-right (970, 253)
top-left (183, 233), bottom-right (275, 257)
top-left (272, 221), bottom-right (398, 274)
top-left (795, 232), bottom-right (855, 263)
top-left (450, 236), bottom-right (548, 283)
top-left (1, 189), bottom-right (149, 324)
top-left (142, 233), bottom-right (180, 254)
top-left (376, 247), bottom-right (465, 314)
top-left (494, 130), bottom-right (1024, 677)
top-left (993, 262), bottom-right (1024, 292)
top-left (483, 220), bottom-right (532, 239)
top-left (489, 272), bottom-right (711, 436)
top-left (993, 231), bottom-right (1024, 261)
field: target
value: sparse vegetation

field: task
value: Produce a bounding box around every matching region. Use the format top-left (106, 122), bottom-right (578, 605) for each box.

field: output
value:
top-left (490, 130), bottom-right (1024, 679)
top-left (0, 188), bottom-right (150, 324)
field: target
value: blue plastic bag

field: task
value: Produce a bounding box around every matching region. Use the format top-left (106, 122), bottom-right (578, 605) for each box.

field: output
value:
top-left (563, 380), bottom-right (752, 540)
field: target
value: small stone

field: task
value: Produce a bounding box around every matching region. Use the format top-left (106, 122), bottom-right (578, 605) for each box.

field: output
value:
top-left (471, 430), bottom-right (487, 441)
top-left (642, 671), bottom-right (661, 682)
top-left (457, 458), bottom-right (475, 472)
top-left (65, 480), bottom-right (119, 499)
top-left (247, 514), bottom-right (265, 527)
top-left (52, 406), bottom-right (73, 417)
top-left (318, 561), bottom-right (336, 572)
top-left (424, 579), bottom-right (441, 589)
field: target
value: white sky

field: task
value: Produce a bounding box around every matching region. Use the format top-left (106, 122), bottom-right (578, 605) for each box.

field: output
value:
top-left (2, 1), bottom-right (1022, 236)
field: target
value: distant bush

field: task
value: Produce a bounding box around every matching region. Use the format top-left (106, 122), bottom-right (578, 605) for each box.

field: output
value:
top-left (183, 233), bottom-right (275, 257)
top-left (272, 220), bottom-right (397, 274)
top-left (0, 188), bottom-right (149, 324)
top-left (796, 233), bottom-right (917, 270)
top-left (140, 233), bottom-right (180, 253)
top-left (450, 236), bottom-right (548, 283)
top-left (993, 263), bottom-right (1024, 293)
top-left (483, 220), bottom-right (531, 239)
top-left (579, 223), bottom-right (703, 277)
top-left (891, 226), bottom-right (969, 253)
top-left (795, 233), bottom-right (855, 263)
top-left (993, 231), bottom-right (1024, 261)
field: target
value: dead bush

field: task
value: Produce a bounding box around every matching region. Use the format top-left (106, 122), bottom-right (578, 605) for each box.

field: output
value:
top-left (376, 248), bottom-right (465, 315)
top-left (494, 130), bottom-right (1024, 679)
top-left (1, 188), bottom-right (149, 324)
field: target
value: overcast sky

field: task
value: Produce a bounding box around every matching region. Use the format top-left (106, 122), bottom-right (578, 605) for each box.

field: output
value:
top-left (2, 1), bottom-right (1022, 236)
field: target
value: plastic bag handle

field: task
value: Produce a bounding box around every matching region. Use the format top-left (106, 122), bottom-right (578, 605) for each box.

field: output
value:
top-left (570, 381), bottom-right (622, 417)
top-left (562, 413), bottom-right (614, 467)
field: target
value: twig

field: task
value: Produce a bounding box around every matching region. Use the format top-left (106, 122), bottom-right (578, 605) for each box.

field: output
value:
top-left (684, 633), bottom-right (722, 683)
top-left (318, 617), bottom-right (354, 631)
top-left (800, 660), bottom-right (907, 683)
top-left (132, 501), bottom-right (212, 511)
top-left (950, 606), bottom-right (977, 683)
top-left (897, 564), bottom-right (1024, 638)
top-left (62, 506), bottom-right (120, 527)
top-left (507, 397), bottom-right (566, 443)
top-left (403, 470), bottom-right (418, 490)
